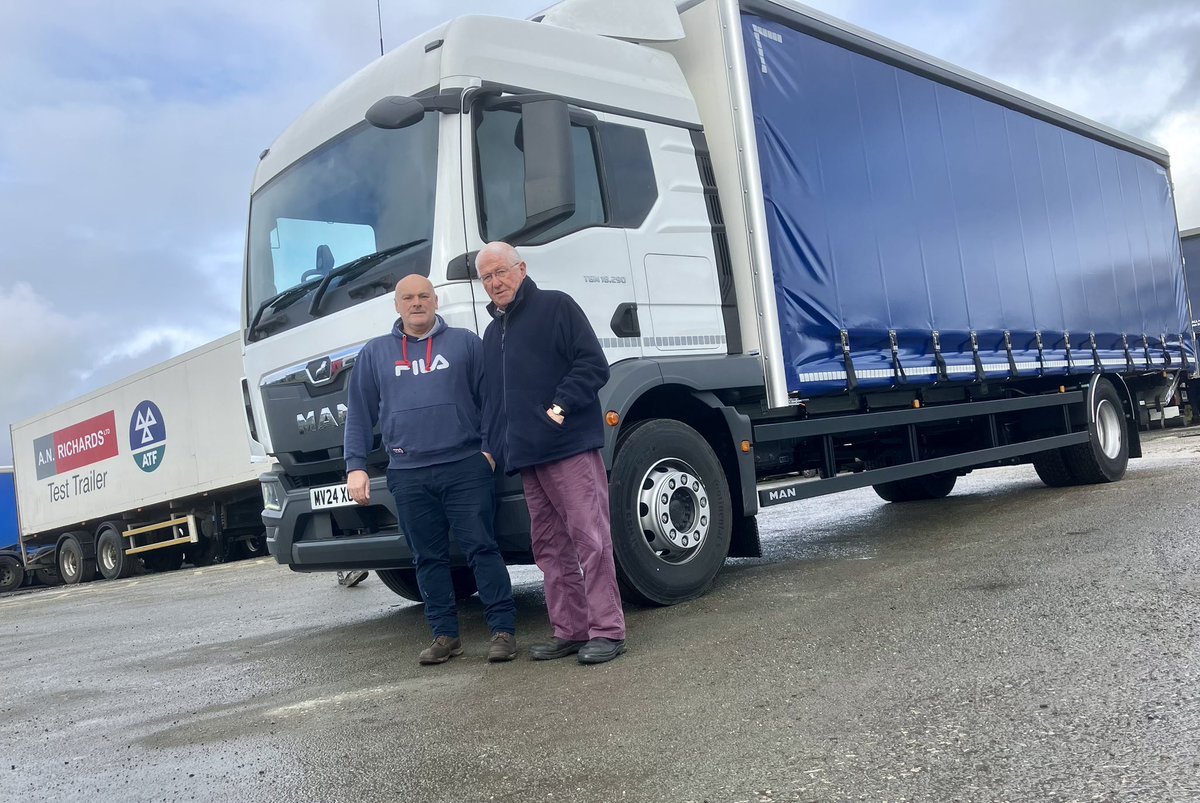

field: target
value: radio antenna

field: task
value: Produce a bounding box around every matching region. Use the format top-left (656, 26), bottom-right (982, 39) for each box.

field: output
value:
top-left (376, 0), bottom-right (385, 56)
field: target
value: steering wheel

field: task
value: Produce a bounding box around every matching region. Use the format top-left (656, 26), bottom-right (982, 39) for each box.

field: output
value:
top-left (300, 269), bottom-right (325, 283)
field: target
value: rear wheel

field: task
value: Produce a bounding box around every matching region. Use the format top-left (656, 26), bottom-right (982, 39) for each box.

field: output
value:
top-left (0, 555), bottom-right (23, 593)
top-left (1032, 448), bottom-right (1076, 488)
top-left (1060, 378), bottom-right (1129, 484)
top-left (57, 534), bottom-right (95, 585)
top-left (609, 419), bottom-right (733, 606)
top-left (873, 473), bottom-right (957, 503)
top-left (96, 522), bottom-right (134, 581)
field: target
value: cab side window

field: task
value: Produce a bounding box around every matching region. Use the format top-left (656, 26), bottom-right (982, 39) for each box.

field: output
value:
top-left (475, 107), bottom-right (605, 244)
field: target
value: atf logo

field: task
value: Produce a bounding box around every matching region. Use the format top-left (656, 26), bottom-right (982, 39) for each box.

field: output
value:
top-left (129, 400), bottom-right (167, 473)
top-left (395, 355), bottom-right (449, 376)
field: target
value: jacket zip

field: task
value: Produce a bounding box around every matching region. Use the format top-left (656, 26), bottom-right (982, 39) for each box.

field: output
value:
top-left (501, 312), bottom-right (510, 458)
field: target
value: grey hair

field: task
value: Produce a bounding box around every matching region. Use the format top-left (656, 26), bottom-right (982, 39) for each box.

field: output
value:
top-left (474, 241), bottom-right (522, 270)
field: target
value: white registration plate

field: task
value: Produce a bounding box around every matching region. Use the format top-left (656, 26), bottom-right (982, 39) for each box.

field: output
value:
top-left (310, 483), bottom-right (356, 510)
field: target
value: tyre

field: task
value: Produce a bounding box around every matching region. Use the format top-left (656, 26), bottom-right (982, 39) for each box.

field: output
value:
top-left (96, 522), bottom-right (134, 581)
top-left (1060, 378), bottom-right (1129, 484)
top-left (143, 548), bottom-right (185, 573)
top-left (1032, 448), bottom-right (1076, 488)
top-left (0, 555), bottom-right (23, 593)
top-left (376, 568), bottom-right (423, 601)
top-left (57, 534), bottom-right (95, 585)
top-left (375, 567), bottom-right (479, 601)
top-left (873, 473), bottom-right (957, 503)
top-left (236, 532), bottom-right (268, 559)
top-left (609, 419), bottom-right (733, 606)
top-left (34, 567), bottom-right (61, 586)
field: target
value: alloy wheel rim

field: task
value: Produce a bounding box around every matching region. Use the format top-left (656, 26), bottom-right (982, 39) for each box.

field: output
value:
top-left (636, 458), bottom-right (710, 565)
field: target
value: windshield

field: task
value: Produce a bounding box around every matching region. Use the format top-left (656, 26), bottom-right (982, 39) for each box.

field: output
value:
top-left (245, 115), bottom-right (438, 325)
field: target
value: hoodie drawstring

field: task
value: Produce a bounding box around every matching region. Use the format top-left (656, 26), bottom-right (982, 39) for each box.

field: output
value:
top-left (400, 333), bottom-right (433, 369)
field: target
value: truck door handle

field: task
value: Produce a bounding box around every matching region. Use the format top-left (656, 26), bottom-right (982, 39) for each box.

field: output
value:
top-left (610, 303), bottom-right (640, 338)
top-left (447, 251), bottom-right (480, 281)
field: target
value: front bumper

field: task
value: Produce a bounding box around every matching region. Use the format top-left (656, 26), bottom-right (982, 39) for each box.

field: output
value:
top-left (261, 467), bottom-right (535, 573)
top-left (262, 468), bottom-right (422, 572)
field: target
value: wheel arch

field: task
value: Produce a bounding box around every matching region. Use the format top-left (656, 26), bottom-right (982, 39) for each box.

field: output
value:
top-left (601, 363), bottom-right (760, 559)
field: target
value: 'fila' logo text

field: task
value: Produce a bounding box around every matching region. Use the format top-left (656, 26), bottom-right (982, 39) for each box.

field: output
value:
top-left (396, 354), bottom-right (450, 376)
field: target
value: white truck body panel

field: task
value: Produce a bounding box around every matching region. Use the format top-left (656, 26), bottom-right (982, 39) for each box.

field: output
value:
top-left (10, 334), bottom-right (267, 538)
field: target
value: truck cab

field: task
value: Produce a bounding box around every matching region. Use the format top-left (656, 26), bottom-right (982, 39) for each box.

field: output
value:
top-left (244, 6), bottom-right (748, 596)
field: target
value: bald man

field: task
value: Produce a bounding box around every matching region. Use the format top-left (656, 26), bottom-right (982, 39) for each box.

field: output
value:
top-left (343, 274), bottom-right (517, 665)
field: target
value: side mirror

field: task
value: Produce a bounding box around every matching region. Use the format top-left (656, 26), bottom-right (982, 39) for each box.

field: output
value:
top-left (506, 99), bottom-right (575, 244)
top-left (365, 96), bottom-right (426, 130)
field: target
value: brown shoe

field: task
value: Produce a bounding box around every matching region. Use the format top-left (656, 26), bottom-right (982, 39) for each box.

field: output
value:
top-left (419, 635), bottom-right (463, 665)
top-left (487, 632), bottom-right (517, 662)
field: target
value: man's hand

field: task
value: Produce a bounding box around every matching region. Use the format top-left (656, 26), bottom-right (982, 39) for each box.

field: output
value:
top-left (545, 407), bottom-right (564, 425)
top-left (483, 452), bottom-right (496, 471)
top-left (347, 470), bottom-right (370, 505)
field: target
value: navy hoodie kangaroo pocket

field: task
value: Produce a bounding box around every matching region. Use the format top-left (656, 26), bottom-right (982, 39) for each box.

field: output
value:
top-left (385, 404), bottom-right (469, 457)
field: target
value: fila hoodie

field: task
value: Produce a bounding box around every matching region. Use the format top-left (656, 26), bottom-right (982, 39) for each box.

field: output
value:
top-left (344, 315), bottom-right (490, 472)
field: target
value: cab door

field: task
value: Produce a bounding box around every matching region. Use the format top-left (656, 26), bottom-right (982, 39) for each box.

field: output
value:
top-left (461, 97), bottom-right (640, 362)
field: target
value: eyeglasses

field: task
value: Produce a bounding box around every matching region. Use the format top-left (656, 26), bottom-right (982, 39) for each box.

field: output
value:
top-left (479, 262), bottom-right (522, 285)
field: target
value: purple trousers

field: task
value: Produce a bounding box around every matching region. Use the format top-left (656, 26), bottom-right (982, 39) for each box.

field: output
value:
top-left (521, 449), bottom-right (626, 641)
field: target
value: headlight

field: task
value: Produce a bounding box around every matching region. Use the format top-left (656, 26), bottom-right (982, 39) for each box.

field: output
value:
top-left (261, 480), bottom-right (283, 512)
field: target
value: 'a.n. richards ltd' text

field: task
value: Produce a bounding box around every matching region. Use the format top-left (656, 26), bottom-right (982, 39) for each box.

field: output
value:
top-left (33, 411), bottom-right (120, 480)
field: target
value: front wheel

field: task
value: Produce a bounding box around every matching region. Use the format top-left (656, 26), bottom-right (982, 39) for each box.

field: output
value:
top-left (609, 419), bottom-right (733, 606)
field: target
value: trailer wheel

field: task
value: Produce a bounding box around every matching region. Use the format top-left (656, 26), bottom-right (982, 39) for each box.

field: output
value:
top-left (57, 534), bottom-right (94, 585)
top-left (376, 567), bottom-right (478, 601)
top-left (0, 555), bottom-right (23, 593)
top-left (96, 523), bottom-right (134, 581)
top-left (872, 473), bottom-right (957, 503)
top-left (1032, 449), bottom-right (1076, 488)
top-left (1060, 378), bottom-right (1128, 484)
top-left (609, 419), bottom-right (732, 606)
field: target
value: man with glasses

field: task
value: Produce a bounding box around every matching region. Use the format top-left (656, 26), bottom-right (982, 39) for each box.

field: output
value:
top-left (476, 242), bottom-right (627, 665)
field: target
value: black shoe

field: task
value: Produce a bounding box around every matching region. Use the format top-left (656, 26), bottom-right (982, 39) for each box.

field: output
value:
top-left (529, 637), bottom-right (588, 661)
top-left (577, 638), bottom-right (626, 665)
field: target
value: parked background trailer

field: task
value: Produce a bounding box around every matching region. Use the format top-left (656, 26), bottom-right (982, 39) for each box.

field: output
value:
top-left (10, 334), bottom-right (270, 585)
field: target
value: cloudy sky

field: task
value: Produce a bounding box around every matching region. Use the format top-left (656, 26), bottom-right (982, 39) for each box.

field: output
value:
top-left (2, 0), bottom-right (1198, 466)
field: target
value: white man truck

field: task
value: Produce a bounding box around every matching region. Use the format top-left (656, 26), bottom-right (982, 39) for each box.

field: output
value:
top-left (243, 0), bottom-right (1193, 605)
top-left (10, 334), bottom-right (270, 585)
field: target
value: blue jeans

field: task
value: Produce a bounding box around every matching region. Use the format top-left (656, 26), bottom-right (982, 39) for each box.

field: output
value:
top-left (387, 453), bottom-right (515, 639)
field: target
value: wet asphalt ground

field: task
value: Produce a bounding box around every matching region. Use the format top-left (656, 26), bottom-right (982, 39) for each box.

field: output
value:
top-left (2, 431), bottom-right (1198, 803)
